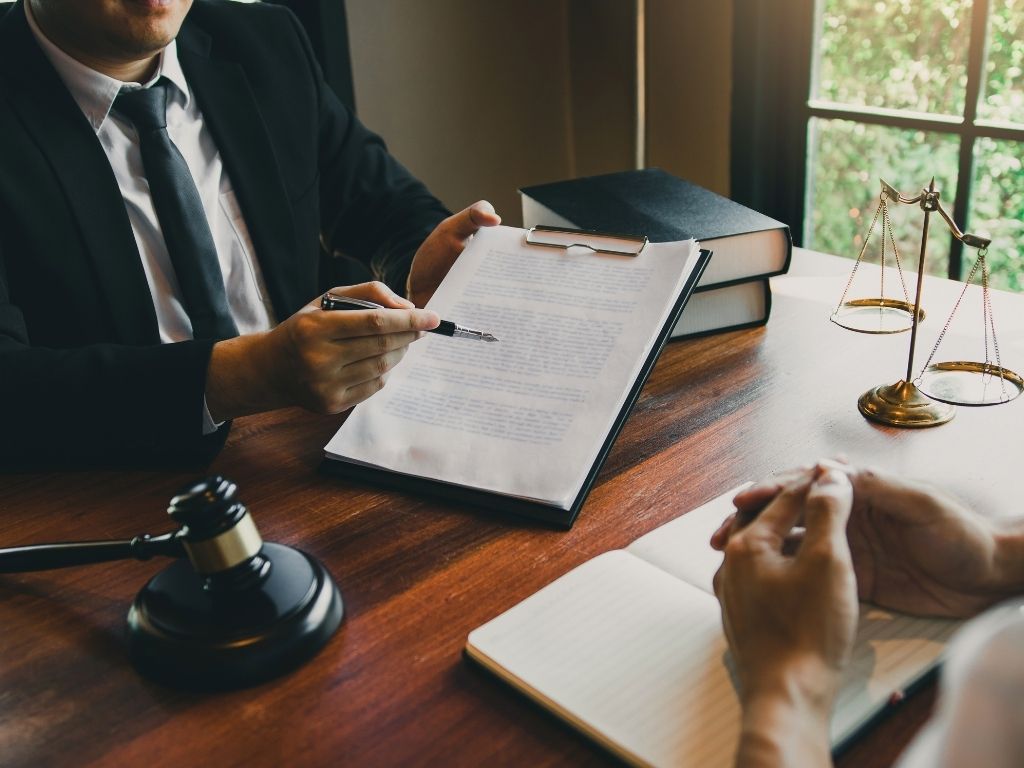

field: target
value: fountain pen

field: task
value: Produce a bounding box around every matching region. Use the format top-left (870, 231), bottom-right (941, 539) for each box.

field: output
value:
top-left (320, 293), bottom-right (499, 342)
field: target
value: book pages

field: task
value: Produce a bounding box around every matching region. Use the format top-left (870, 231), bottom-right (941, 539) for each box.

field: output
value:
top-left (671, 280), bottom-right (769, 338)
top-left (626, 482), bottom-right (751, 594)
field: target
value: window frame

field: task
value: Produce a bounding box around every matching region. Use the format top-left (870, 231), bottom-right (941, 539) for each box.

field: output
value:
top-left (732, 0), bottom-right (1024, 281)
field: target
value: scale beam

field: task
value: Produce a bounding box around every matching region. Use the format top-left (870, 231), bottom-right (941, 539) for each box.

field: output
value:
top-left (833, 178), bottom-right (1021, 427)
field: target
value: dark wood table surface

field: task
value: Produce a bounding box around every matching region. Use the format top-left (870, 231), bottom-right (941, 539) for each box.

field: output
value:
top-left (2, 250), bottom-right (1022, 766)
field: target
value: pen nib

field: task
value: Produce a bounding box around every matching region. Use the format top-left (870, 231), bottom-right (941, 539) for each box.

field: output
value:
top-left (450, 325), bottom-right (500, 342)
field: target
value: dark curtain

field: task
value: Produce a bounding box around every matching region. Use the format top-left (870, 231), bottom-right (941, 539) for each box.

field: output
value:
top-left (264, 0), bottom-right (370, 285)
top-left (730, 0), bottom-right (815, 245)
top-left (264, 0), bottom-right (356, 114)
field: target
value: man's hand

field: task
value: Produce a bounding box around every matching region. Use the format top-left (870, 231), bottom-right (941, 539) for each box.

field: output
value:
top-left (406, 200), bottom-right (501, 308)
top-left (205, 281), bottom-right (439, 421)
top-left (714, 467), bottom-right (858, 767)
top-left (714, 462), bottom-right (1024, 619)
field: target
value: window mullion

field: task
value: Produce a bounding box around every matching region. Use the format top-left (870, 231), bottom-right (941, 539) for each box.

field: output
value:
top-left (949, 0), bottom-right (991, 279)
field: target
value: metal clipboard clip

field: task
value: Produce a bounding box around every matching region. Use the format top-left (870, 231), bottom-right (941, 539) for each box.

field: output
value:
top-left (524, 225), bottom-right (648, 257)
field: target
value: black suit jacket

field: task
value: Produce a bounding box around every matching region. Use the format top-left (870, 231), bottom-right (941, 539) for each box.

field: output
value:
top-left (0, 0), bottom-right (449, 467)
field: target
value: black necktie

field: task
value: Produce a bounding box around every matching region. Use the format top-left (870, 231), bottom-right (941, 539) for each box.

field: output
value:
top-left (114, 80), bottom-right (238, 340)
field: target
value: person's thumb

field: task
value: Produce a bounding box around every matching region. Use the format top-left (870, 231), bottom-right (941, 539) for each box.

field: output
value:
top-left (449, 200), bottom-right (501, 239)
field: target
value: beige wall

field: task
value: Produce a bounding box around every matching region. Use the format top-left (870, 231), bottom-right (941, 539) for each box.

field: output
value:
top-left (347, 1), bottom-right (733, 225)
top-left (646, 0), bottom-right (733, 195)
top-left (347, 0), bottom-right (574, 225)
top-left (565, 0), bottom-right (638, 179)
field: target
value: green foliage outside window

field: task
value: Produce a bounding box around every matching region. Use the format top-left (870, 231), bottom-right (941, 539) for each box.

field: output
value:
top-left (980, 1), bottom-right (1024, 123)
top-left (815, 0), bottom-right (973, 114)
top-left (972, 138), bottom-right (1024, 290)
top-left (807, 0), bottom-right (1024, 291)
top-left (807, 119), bottom-right (959, 277)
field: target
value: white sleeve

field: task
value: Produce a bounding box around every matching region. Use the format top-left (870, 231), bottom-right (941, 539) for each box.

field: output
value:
top-left (201, 397), bottom-right (225, 436)
top-left (896, 599), bottom-right (1024, 768)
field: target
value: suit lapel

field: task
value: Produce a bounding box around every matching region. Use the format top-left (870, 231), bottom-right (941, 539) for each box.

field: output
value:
top-left (176, 22), bottom-right (299, 320)
top-left (0, 3), bottom-right (159, 344)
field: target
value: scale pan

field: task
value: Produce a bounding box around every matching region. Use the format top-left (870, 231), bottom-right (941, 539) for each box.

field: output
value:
top-left (918, 361), bottom-right (1024, 406)
top-left (830, 298), bottom-right (924, 334)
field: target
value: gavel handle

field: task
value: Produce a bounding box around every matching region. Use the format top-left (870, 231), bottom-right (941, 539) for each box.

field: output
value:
top-left (0, 531), bottom-right (185, 573)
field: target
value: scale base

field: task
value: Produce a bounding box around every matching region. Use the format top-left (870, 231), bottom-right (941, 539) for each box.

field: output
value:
top-left (127, 543), bottom-right (343, 690)
top-left (858, 379), bottom-right (955, 428)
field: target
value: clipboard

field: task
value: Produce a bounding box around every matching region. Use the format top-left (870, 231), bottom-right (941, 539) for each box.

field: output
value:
top-left (524, 225), bottom-right (649, 256)
top-left (321, 227), bottom-right (713, 529)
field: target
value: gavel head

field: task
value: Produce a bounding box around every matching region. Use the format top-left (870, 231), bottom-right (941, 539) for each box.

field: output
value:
top-left (127, 476), bottom-right (344, 689)
top-left (168, 476), bottom-right (271, 592)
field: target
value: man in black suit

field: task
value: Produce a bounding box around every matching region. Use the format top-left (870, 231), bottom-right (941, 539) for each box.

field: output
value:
top-left (0, 0), bottom-right (500, 466)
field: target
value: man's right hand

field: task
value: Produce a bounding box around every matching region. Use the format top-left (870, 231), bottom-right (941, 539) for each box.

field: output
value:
top-left (714, 462), bottom-right (1024, 619)
top-left (205, 281), bottom-right (439, 421)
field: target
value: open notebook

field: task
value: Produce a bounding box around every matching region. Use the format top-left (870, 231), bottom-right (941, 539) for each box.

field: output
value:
top-left (466, 487), bottom-right (960, 767)
top-left (323, 225), bottom-right (708, 527)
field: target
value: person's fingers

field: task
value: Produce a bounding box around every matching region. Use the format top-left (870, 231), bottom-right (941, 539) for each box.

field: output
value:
top-left (320, 305), bottom-right (439, 339)
top-left (715, 520), bottom-right (803, 554)
top-left (781, 529), bottom-right (805, 557)
top-left (732, 482), bottom-right (785, 513)
top-left (293, 345), bottom-right (407, 414)
top-left (798, 467), bottom-right (854, 558)
top-left (331, 281), bottom-right (416, 309)
top-left (330, 330), bottom-right (423, 364)
top-left (710, 512), bottom-right (736, 550)
top-left (745, 477), bottom-right (812, 544)
top-left (711, 512), bottom-right (792, 551)
top-left (446, 200), bottom-right (501, 240)
top-left (339, 374), bottom-right (392, 409)
top-left (846, 518), bottom-right (877, 600)
top-left (733, 460), bottom-right (851, 510)
top-left (732, 464), bottom-right (814, 512)
top-left (712, 564), bottom-right (739, 652)
top-left (337, 347), bottom-right (409, 389)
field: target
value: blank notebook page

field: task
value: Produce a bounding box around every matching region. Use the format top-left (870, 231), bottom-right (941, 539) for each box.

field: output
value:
top-left (468, 551), bottom-right (740, 767)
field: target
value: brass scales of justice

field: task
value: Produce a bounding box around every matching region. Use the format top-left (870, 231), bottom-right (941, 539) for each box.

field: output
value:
top-left (830, 177), bottom-right (1023, 427)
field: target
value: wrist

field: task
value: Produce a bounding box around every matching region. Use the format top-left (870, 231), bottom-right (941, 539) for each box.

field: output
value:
top-left (739, 684), bottom-right (834, 768)
top-left (740, 652), bottom-right (842, 713)
top-left (206, 332), bottom-right (283, 421)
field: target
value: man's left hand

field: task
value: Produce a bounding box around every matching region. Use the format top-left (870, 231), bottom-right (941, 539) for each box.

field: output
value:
top-left (406, 200), bottom-right (501, 307)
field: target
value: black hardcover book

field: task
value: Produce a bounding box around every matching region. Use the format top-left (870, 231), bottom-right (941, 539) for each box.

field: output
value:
top-left (521, 168), bottom-right (792, 291)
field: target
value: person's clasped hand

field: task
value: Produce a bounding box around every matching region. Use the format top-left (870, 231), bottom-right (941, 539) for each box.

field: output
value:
top-left (713, 466), bottom-right (859, 765)
top-left (406, 200), bottom-right (501, 308)
top-left (718, 461), bottom-right (1015, 619)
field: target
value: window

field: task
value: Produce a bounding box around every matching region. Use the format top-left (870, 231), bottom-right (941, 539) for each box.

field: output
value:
top-left (733, 0), bottom-right (1024, 291)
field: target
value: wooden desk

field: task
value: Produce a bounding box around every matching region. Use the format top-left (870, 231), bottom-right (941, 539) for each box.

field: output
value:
top-left (2, 250), bottom-right (1022, 766)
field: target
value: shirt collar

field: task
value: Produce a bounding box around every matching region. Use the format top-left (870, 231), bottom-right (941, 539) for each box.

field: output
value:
top-left (24, 1), bottom-right (192, 133)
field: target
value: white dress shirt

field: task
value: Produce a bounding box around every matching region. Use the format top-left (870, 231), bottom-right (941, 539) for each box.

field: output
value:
top-left (897, 599), bottom-right (1024, 768)
top-left (25, 4), bottom-right (276, 432)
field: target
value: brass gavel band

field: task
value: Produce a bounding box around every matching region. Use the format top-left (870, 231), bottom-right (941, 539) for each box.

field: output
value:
top-left (182, 512), bottom-right (263, 574)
